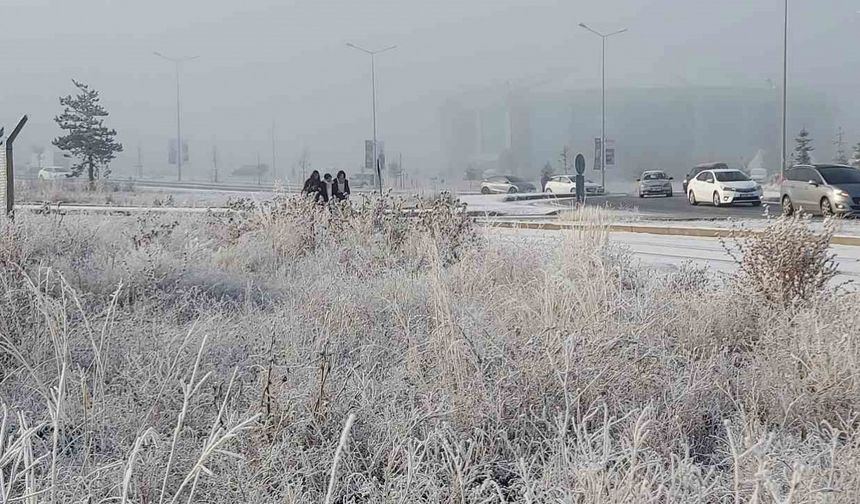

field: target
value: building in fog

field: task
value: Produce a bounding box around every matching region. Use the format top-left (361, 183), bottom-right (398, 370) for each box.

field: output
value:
top-left (440, 86), bottom-right (836, 181)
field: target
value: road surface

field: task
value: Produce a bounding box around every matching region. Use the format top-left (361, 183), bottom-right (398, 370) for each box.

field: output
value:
top-left (488, 227), bottom-right (860, 285)
top-left (566, 192), bottom-right (777, 220)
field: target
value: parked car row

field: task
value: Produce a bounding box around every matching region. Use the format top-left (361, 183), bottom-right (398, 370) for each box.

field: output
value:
top-left (478, 174), bottom-right (604, 195)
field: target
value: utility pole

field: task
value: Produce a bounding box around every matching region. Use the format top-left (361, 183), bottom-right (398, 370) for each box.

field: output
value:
top-left (257, 153), bottom-right (262, 185)
top-left (579, 23), bottom-right (627, 193)
top-left (271, 121), bottom-right (277, 181)
top-left (781, 0), bottom-right (788, 178)
top-left (346, 42), bottom-right (397, 195)
top-left (3, 116), bottom-right (28, 220)
top-left (835, 126), bottom-right (848, 163)
top-left (154, 52), bottom-right (199, 182)
top-left (212, 144), bottom-right (219, 183)
top-left (135, 145), bottom-right (144, 178)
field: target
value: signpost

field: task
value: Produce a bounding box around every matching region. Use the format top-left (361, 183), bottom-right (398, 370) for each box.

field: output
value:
top-left (3, 116), bottom-right (28, 220)
top-left (574, 153), bottom-right (586, 203)
top-left (593, 137), bottom-right (602, 171)
top-left (604, 139), bottom-right (616, 168)
top-left (364, 140), bottom-right (373, 172)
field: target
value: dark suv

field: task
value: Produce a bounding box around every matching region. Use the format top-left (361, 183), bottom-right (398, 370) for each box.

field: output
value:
top-left (683, 162), bottom-right (728, 194)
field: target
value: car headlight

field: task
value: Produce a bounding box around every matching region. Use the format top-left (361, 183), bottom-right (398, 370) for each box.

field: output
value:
top-left (836, 190), bottom-right (850, 198)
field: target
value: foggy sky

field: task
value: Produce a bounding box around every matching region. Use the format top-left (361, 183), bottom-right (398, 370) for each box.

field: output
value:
top-left (2, 0), bottom-right (859, 180)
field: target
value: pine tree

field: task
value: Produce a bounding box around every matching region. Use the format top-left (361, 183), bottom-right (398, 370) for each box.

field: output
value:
top-left (559, 146), bottom-right (572, 173)
top-left (540, 161), bottom-right (554, 178)
top-left (53, 80), bottom-right (123, 182)
top-left (793, 128), bottom-right (813, 165)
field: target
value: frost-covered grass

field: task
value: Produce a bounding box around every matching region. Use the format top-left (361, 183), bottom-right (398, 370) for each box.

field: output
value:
top-left (15, 178), bottom-right (239, 207)
top-left (1, 197), bottom-right (859, 503)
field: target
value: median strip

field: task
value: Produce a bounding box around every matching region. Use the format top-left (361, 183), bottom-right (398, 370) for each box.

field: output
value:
top-left (480, 219), bottom-right (860, 247)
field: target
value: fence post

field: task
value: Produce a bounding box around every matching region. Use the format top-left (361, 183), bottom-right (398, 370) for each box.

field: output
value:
top-left (4, 115), bottom-right (28, 220)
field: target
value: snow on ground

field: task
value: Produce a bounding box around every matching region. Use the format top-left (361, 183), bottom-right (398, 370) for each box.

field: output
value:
top-left (459, 194), bottom-right (563, 216)
top-left (485, 226), bottom-right (860, 286)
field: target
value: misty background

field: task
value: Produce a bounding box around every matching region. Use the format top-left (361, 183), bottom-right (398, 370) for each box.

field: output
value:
top-left (2, 0), bottom-right (859, 183)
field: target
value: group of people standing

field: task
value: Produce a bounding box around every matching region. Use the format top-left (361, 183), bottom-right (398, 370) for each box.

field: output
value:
top-left (302, 170), bottom-right (351, 203)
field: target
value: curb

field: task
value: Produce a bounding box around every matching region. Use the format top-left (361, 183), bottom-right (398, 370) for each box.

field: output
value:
top-left (480, 219), bottom-right (860, 247)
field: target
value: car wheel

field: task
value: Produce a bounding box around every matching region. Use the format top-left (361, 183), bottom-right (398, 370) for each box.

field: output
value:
top-left (688, 191), bottom-right (698, 206)
top-left (666, 191), bottom-right (673, 197)
top-left (638, 192), bottom-right (644, 198)
top-left (712, 192), bottom-right (722, 207)
top-left (821, 197), bottom-right (834, 217)
top-left (782, 196), bottom-right (794, 216)
top-left (545, 188), bottom-right (553, 194)
top-left (480, 187), bottom-right (490, 195)
top-left (507, 187), bottom-right (517, 194)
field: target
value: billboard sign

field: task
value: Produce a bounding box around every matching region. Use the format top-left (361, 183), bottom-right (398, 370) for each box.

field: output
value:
top-left (605, 139), bottom-right (616, 167)
top-left (365, 140), bottom-right (373, 171)
top-left (168, 140), bottom-right (189, 165)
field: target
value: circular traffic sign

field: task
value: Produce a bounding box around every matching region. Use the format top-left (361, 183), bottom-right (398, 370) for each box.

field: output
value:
top-left (574, 154), bottom-right (586, 175)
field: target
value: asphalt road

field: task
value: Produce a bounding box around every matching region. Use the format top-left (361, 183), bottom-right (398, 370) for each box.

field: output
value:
top-left (566, 182), bottom-right (777, 219)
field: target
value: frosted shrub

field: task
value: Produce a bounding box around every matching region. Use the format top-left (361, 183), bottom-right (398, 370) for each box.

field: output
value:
top-left (728, 216), bottom-right (839, 306)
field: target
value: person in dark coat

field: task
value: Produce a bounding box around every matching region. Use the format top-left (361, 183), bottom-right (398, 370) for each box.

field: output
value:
top-left (302, 170), bottom-right (323, 202)
top-left (333, 170), bottom-right (351, 201)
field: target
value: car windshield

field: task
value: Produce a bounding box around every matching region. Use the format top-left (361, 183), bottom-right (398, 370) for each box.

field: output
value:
top-left (819, 166), bottom-right (860, 185)
top-left (714, 171), bottom-right (749, 182)
top-left (643, 172), bottom-right (667, 180)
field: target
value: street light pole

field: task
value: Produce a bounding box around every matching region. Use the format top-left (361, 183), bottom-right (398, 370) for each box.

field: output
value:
top-left (781, 0), bottom-right (788, 178)
top-left (579, 23), bottom-right (627, 192)
top-left (154, 52), bottom-right (198, 182)
top-left (347, 42), bottom-right (396, 195)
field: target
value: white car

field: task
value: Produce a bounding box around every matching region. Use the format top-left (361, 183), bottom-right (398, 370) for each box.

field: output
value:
top-left (38, 166), bottom-right (73, 180)
top-left (544, 175), bottom-right (604, 195)
top-left (687, 168), bottom-right (762, 207)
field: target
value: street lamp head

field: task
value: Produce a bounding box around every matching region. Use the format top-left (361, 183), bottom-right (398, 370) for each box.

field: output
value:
top-left (578, 22), bottom-right (588, 28)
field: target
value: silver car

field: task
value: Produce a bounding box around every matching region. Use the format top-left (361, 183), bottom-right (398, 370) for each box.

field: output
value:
top-left (637, 170), bottom-right (673, 198)
top-left (781, 164), bottom-right (860, 216)
top-left (480, 175), bottom-right (536, 194)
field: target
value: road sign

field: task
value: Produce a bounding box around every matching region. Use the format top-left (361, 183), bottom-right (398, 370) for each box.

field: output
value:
top-left (594, 137), bottom-right (602, 171)
top-left (168, 140), bottom-right (189, 165)
top-left (605, 139), bottom-right (616, 167)
top-left (574, 153), bottom-right (586, 175)
top-left (365, 140), bottom-right (373, 171)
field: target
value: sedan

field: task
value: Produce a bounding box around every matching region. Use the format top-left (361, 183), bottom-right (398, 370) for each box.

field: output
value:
top-left (38, 166), bottom-right (73, 180)
top-left (544, 175), bottom-right (604, 195)
top-left (480, 175), bottom-right (536, 194)
top-left (687, 169), bottom-right (762, 207)
top-left (637, 170), bottom-right (673, 198)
